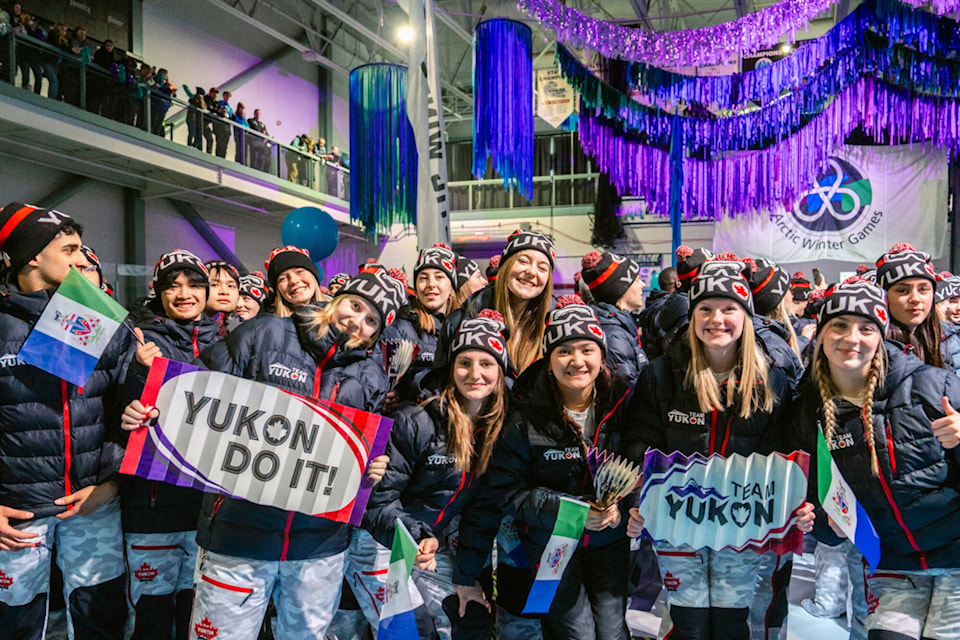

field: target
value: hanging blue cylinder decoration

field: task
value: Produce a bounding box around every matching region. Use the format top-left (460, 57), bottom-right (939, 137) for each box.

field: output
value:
top-left (350, 63), bottom-right (417, 238)
top-left (473, 19), bottom-right (534, 200)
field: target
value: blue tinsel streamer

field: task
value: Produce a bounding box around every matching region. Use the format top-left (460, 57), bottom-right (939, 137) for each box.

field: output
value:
top-left (350, 64), bottom-right (418, 238)
top-left (473, 19), bottom-right (534, 200)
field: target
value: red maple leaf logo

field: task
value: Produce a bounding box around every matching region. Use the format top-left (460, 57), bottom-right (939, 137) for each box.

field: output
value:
top-left (0, 570), bottom-right (13, 589)
top-left (442, 260), bottom-right (454, 272)
top-left (194, 617), bottom-right (219, 639)
top-left (733, 283), bottom-right (749, 299)
top-left (386, 311), bottom-right (396, 326)
top-left (375, 585), bottom-right (387, 603)
top-left (589, 325), bottom-right (604, 339)
top-left (488, 338), bottom-right (504, 353)
top-left (874, 306), bottom-right (887, 323)
top-left (663, 571), bottom-right (680, 591)
top-left (134, 562), bottom-right (158, 582)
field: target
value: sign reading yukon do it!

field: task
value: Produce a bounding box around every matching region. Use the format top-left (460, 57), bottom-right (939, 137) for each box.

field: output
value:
top-left (638, 450), bottom-right (810, 555)
top-left (120, 358), bottom-right (392, 526)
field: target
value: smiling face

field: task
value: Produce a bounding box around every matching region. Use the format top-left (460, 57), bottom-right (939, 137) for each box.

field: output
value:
top-left (693, 298), bottom-right (746, 355)
top-left (505, 250), bottom-right (551, 301)
top-left (939, 297), bottom-right (960, 324)
top-left (887, 277), bottom-right (934, 329)
top-left (235, 294), bottom-right (260, 321)
top-left (276, 268), bottom-right (317, 308)
top-left (820, 315), bottom-right (882, 381)
top-left (416, 268), bottom-right (453, 313)
top-left (549, 339), bottom-right (604, 397)
top-left (205, 267), bottom-right (239, 315)
top-left (452, 349), bottom-right (501, 407)
top-left (331, 295), bottom-right (381, 342)
top-left (160, 272), bottom-right (207, 322)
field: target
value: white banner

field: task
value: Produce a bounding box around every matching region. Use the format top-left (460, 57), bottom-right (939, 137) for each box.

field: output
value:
top-left (536, 67), bottom-right (576, 128)
top-left (405, 0), bottom-right (451, 249)
top-left (713, 146), bottom-right (948, 263)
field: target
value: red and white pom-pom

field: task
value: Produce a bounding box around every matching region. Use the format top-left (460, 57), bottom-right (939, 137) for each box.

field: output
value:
top-left (386, 268), bottom-right (408, 285)
top-left (318, 286), bottom-right (331, 296)
top-left (431, 242), bottom-right (452, 250)
top-left (573, 270), bottom-right (582, 284)
top-left (478, 309), bottom-right (505, 323)
top-left (581, 251), bottom-right (603, 269)
top-left (676, 245), bottom-right (694, 261)
top-left (938, 270), bottom-right (953, 281)
top-left (556, 293), bottom-right (584, 308)
top-left (489, 254), bottom-right (501, 268)
top-left (856, 264), bottom-right (869, 275)
top-left (843, 275), bottom-right (869, 285)
top-left (792, 270), bottom-right (807, 280)
top-left (715, 252), bottom-right (739, 262)
top-left (808, 288), bottom-right (826, 303)
top-left (889, 242), bottom-right (915, 254)
top-left (365, 257), bottom-right (378, 264)
top-left (742, 257), bottom-right (758, 271)
top-left (252, 270), bottom-right (266, 279)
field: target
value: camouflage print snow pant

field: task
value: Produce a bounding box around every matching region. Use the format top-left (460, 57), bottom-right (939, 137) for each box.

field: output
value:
top-left (749, 551), bottom-right (793, 640)
top-left (0, 497), bottom-right (125, 640)
top-left (864, 568), bottom-right (960, 639)
top-left (327, 527), bottom-right (392, 639)
top-left (190, 547), bottom-right (344, 639)
top-left (653, 542), bottom-right (763, 640)
top-left (124, 531), bottom-right (199, 639)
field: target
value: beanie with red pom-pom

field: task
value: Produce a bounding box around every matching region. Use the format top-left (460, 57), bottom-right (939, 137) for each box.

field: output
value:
top-left (415, 244), bottom-right (458, 288)
top-left (580, 250), bottom-right (641, 305)
top-left (747, 258), bottom-right (789, 316)
top-left (676, 246), bottom-right (714, 293)
top-left (450, 308), bottom-right (510, 371)
top-left (875, 243), bottom-right (936, 290)
top-left (789, 270), bottom-right (811, 301)
top-left (486, 254), bottom-right (501, 281)
top-left (819, 277), bottom-right (888, 335)
top-left (542, 294), bottom-right (606, 355)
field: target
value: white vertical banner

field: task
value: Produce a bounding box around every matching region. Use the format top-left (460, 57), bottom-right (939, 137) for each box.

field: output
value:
top-left (536, 67), bottom-right (575, 128)
top-left (713, 146), bottom-right (948, 263)
top-left (405, 0), bottom-right (451, 249)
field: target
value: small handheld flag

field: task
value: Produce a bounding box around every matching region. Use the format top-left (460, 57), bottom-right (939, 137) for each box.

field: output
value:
top-left (378, 519), bottom-right (424, 640)
top-left (19, 267), bottom-right (129, 387)
top-left (816, 425), bottom-right (882, 574)
top-left (522, 497), bottom-right (590, 614)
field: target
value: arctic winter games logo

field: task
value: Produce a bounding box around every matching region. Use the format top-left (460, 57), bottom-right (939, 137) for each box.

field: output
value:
top-left (792, 158), bottom-right (873, 233)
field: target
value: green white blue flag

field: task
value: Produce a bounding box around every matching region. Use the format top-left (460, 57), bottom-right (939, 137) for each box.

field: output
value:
top-left (378, 519), bottom-right (423, 639)
top-left (522, 497), bottom-right (590, 614)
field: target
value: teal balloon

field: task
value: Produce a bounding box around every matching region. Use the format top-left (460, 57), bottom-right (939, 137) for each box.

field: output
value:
top-left (313, 263), bottom-right (325, 285)
top-left (281, 207), bottom-right (339, 261)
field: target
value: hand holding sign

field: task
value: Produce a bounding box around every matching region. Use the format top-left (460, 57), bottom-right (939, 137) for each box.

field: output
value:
top-left (932, 397), bottom-right (960, 449)
top-left (795, 502), bottom-right (816, 534)
top-left (585, 504), bottom-right (620, 531)
top-left (121, 399), bottom-right (159, 431)
top-left (627, 507), bottom-right (646, 538)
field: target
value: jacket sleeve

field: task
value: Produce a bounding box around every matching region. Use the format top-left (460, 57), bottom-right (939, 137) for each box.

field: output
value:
top-left (362, 409), bottom-right (432, 547)
top-left (195, 319), bottom-right (256, 376)
top-left (453, 474), bottom-right (502, 586)
top-left (485, 416), bottom-right (571, 534)
top-left (622, 363), bottom-right (667, 463)
top-left (98, 323), bottom-right (136, 483)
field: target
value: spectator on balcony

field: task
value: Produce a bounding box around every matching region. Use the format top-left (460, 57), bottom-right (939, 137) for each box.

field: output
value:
top-left (316, 136), bottom-right (327, 158)
top-left (183, 85), bottom-right (206, 150)
top-left (90, 39), bottom-right (116, 117)
top-left (69, 26), bottom-right (90, 59)
top-left (211, 90), bottom-right (233, 157)
top-left (150, 68), bottom-right (174, 136)
top-left (16, 12), bottom-right (43, 95)
top-left (202, 86), bottom-right (219, 153)
top-left (325, 145), bottom-right (346, 198)
top-left (42, 23), bottom-right (69, 102)
top-left (247, 107), bottom-right (270, 171)
top-left (0, 3), bottom-right (21, 80)
top-left (231, 101), bottom-right (248, 163)
top-left (129, 61), bottom-right (154, 129)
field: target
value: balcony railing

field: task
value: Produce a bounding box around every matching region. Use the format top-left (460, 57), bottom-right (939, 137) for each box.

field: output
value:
top-left (448, 172), bottom-right (599, 211)
top-left (0, 29), bottom-right (349, 200)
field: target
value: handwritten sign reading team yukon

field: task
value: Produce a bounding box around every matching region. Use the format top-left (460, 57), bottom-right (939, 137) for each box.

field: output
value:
top-left (638, 450), bottom-right (810, 555)
top-left (120, 358), bottom-right (392, 526)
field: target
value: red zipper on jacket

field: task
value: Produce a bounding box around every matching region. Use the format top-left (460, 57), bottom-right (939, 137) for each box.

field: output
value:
top-left (875, 406), bottom-right (898, 475)
top-left (212, 495), bottom-right (225, 515)
top-left (876, 468), bottom-right (927, 569)
top-left (719, 416), bottom-right (735, 456)
top-left (192, 326), bottom-right (200, 358)
top-left (433, 471), bottom-right (470, 527)
top-left (280, 511), bottom-right (295, 561)
top-left (593, 388), bottom-right (631, 449)
top-left (61, 380), bottom-right (73, 502)
top-left (708, 410), bottom-right (719, 454)
top-left (312, 343), bottom-right (338, 400)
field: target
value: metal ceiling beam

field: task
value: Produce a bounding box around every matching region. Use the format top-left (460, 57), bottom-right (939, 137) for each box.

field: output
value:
top-left (733, 0), bottom-right (752, 19)
top-left (626, 0), bottom-right (654, 29)
top-left (836, 0), bottom-right (850, 19)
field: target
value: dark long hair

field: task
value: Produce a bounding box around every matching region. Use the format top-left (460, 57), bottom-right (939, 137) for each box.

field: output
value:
top-left (888, 312), bottom-right (943, 368)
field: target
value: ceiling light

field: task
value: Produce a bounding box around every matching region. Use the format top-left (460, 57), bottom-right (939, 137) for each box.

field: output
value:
top-left (397, 26), bottom-right (414, 44)
top-left (780, 43), bottom-right (793, 54)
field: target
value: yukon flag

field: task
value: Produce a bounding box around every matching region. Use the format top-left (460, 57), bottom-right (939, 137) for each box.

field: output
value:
top-left (404, 0), bottom-right (451, 248)
top-left (378, 519), bottom-right (424, 639)
top-left (522, 497), bottom-right (590, 614)
top-left (817, 425), bottom-right (882, 573)
top-left (19, 266), bottom-right (129, 387)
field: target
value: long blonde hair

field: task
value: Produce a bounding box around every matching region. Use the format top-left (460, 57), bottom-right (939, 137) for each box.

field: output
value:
top-left (434, 367), bottom-right (508, 475)
top-left (493, 253), bottom-right (553, 372)
top-left (813, 330), bottom-right (887, 476)
top-left (766, 298), bottom-right (802, 358)
top-left (273, 272), bottom-right (322, 318)
top-left (299, 295), bottom-right (376, 350)
top-left (685, 316), bottom-right (775, 418)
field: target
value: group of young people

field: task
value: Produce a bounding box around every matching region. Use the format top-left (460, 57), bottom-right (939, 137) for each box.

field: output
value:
top-left (0, 198), bottom-right (958, 640)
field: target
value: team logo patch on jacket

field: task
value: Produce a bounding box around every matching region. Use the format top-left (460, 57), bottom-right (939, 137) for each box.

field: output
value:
top-left (268, 363), bottom-right (309, 383)
top-left (663, 571), bottom-right (679, 591)
top-left (0, 353), bottom-right (25, 368)
top-left (0, 569), bottom-right (13, 589)
top-left (134, 562), bottom-right (159, 582)
top-left (543, 447), bottom-right (582, 461)
top-left (828, 432), bottom-right (855, 451)
top-left (426, 453), bottom-right (458, 466)
top-left (194, 616), bottom-right (219, 639)
top-left (667, 410), bottom-right (706, 426)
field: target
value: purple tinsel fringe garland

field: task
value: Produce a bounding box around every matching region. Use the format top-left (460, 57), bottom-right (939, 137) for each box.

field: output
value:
top-left (579, 78), bottom-right (960, 221)
top-left (520, 0), bottom-right (960, 69)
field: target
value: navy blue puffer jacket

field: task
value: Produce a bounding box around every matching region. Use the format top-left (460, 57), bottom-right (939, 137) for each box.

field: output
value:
top-left (940, 320), bottom-right (960, 377)
top-left (793, 343), bottom-right (960, 571)
top-left (590, 300), bottom-right (648, 388)
top-left (379, 306), bottom-right (443, 403)
top-left (121, 307), bottom-right (221, 533)
top-left (195, 305), bottom-right (388, 561)
top-left (0, 284), bottom-right (133, 519)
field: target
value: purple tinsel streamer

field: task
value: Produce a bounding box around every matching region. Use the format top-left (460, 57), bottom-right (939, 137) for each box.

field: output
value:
top-left (519, 0), bottom-right (836, 68)
top-left (473, 19), bottom-right (534, 199)
top-left (579, 78), bottom-right (960, 221)
top-left (898, 0), bottom-right (960, 16)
